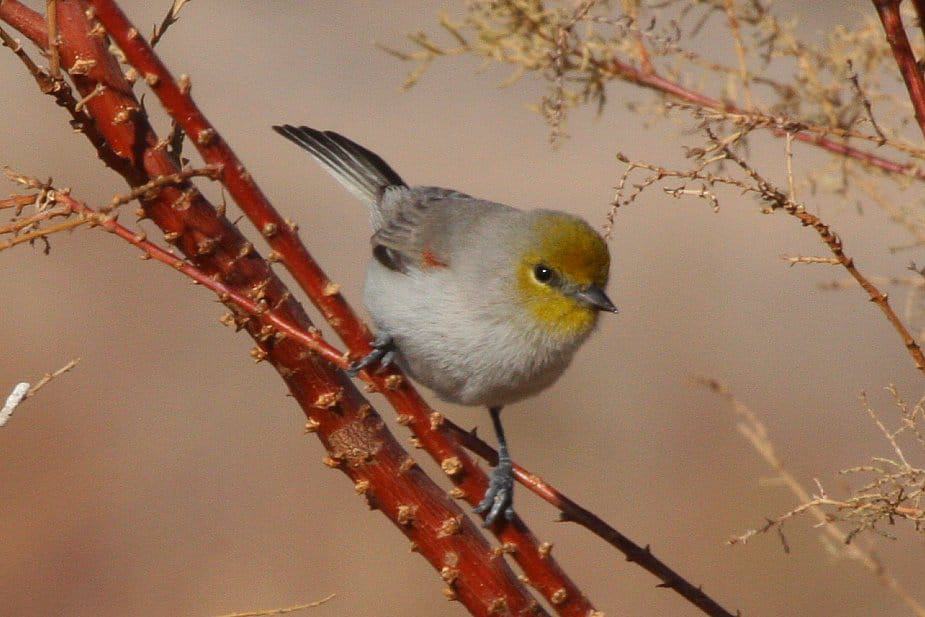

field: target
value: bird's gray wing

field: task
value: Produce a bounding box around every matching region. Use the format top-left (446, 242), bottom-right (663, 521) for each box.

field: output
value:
top-left (372, 186), bottom-right (472, 273)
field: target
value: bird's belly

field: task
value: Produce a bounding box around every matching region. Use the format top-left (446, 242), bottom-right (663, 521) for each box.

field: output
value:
top-left (397, 333), bottom-right (572, 408)
top-left (363, 264), bottom-right (574, 407)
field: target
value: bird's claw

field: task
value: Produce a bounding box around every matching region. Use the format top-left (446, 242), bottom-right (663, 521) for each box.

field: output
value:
top-left (474, 457), bottom-right (515, 526)
top-left (346, 334), bottom-right (395, 377)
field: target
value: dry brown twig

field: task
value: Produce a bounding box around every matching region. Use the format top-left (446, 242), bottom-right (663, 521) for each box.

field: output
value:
top-left (781, 255), bottom-right (841, 266)
top-left (398, 0), bottom-right (925, 178)
top-left (608, 110), bottom-right (925, 374)
top-left (44, 0), bottom-right (60, 78)
top-left (846, 58), bottom-right (888, 145)
top-left (721, 0), bottom-right (752, 109)
top-left (697, 378), bottom-right (925, 617)
top-left (708, 381), bottom-right (925, 538)
top-left (103, 165), bottom-right (221, 212)
top-left (213, 594), bottom-right (335, 617)
top-left (1, 359), bottom-right (80, 428)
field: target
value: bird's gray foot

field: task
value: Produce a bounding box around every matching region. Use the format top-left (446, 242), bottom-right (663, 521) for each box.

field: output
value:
top-left (379, 348), bottom-right (397, 370)
top-left (474, 453), bottom-right (515, 526)
top-left (346, 333), bottom-right (395, 377)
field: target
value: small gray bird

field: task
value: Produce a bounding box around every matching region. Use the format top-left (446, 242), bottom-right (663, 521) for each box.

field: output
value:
top-left (273, 125), bottom-right (617, 525)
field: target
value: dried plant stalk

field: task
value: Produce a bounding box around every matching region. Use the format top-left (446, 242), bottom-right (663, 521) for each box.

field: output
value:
top-left (397, 1), bottom-right (925, 179)
top-left (0, 359), bottom-right (79, 428)
top-left (699, 378), bottom-right (925, 617)
top-left (608, 119), bottom-right (925, 375)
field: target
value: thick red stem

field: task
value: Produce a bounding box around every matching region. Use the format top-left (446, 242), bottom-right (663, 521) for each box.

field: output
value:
top-left (0, 0), bottom-right (47, 46)
top-left (84, 1), bottom-right (596, 613)
top-left (873, 0), bottom-right (925, 142)
top-left (7, 2), bottom-right (546, 615)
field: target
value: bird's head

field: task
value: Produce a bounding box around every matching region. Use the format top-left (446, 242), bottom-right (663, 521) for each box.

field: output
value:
top-left (513, 211), bottom-right (616, 339)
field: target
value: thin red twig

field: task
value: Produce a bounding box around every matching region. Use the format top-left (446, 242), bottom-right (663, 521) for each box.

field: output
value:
top-left (718, 143), bottom-right (925, 374)
top-left (599, 54), bottom-right (925, 179)
top-left (45, 190), bottom-right (347, 368)
top-left (873, 0), bottom-right (925, 142)
top-left (85, 1), bottom-right (598, 614)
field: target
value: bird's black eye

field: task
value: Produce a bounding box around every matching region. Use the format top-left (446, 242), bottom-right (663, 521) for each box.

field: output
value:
top-left (533, 264), bottom-right (553, 283)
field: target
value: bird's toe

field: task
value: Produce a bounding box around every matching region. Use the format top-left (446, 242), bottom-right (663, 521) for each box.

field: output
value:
top-left (346, 334), bottom-right (395, 377)
top-left (475, 459), bottom-right (515, 526)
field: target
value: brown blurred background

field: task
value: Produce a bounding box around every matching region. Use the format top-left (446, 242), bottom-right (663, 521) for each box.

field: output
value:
top-left (1, 1), bottom-right (923, 615)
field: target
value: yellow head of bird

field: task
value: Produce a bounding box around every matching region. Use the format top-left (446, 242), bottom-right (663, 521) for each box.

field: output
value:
top-left (516, 212), bottom-right (616, 338)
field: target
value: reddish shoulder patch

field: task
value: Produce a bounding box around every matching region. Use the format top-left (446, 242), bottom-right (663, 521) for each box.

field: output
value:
top-left (421, 247), bottom-right (448, 269)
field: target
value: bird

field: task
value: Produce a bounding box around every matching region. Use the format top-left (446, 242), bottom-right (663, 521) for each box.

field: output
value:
top-left (273, 125), bottom-right (617, 525)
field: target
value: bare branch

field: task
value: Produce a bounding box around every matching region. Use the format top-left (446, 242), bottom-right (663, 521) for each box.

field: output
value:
top-left (781, 255), bottom-right (841, 266)
top-left (721, 0), bottom-right (752, 109)
top-left (0, 359), bottom-right (80, 428)
top-left (610, 114), bottom-right (925, 374)
top-left (45, 0), bottom-right (60, 78)
top-left (213, 594), bottom-right (335, 617)
top-left (149, 0), bottom-right (192, 47)
top-left (846, 59), bottom-right (887, 144)
top-left (698, 378), bottom-right (925, 617)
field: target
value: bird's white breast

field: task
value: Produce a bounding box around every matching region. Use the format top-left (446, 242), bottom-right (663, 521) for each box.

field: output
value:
top-left (363, 260), bottom-right (582, 408)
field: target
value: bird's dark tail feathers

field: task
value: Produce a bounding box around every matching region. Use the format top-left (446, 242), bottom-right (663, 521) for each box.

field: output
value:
top-left (272, 125), bottom-right (406, 204)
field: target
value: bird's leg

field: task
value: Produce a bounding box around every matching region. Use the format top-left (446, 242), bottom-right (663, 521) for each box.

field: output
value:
top-left (346, 332), bottom-right (396, 377)
top-left (474, 406), bottom-right (515, 526)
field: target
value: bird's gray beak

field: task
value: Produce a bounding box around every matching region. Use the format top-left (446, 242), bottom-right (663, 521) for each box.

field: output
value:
top-left (573, 285), bottom-right (619, 313)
